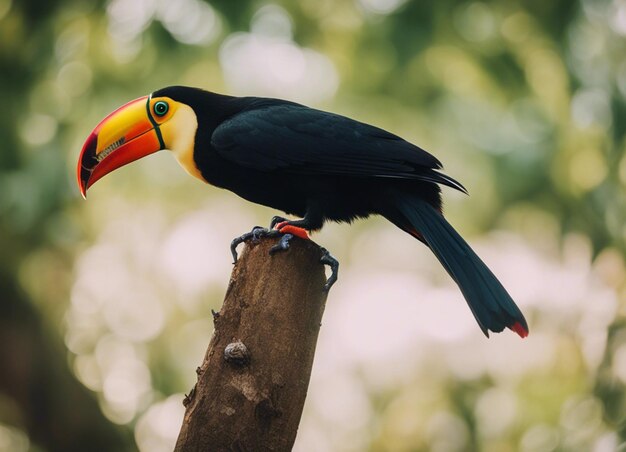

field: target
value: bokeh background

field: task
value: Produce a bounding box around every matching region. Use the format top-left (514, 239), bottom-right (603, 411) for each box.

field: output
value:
top-left (1, 0), bottom-right (625, 450)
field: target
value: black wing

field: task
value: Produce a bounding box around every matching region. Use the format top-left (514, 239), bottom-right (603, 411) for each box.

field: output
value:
top-left (211, 101), bottom-right (466, 193)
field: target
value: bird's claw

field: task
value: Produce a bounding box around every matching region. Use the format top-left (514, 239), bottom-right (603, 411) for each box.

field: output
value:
top-left (320, 247), bottom-right (339, 291)
top-left (269, 215), bottom-right (288, 230)
top-left (230, 226), bottom-right (281, 263)
top-left (230, 226), bottom-right (340, 292)
top-left (269, 233), bottom-right (294, 254)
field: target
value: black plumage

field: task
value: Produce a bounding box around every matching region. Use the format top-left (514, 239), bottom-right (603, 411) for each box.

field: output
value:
top-left (152, 86), bottom-right (528, 337)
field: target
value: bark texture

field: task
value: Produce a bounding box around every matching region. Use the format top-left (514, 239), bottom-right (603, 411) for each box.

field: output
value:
top-left (175, 236), bottom-right (328, 451)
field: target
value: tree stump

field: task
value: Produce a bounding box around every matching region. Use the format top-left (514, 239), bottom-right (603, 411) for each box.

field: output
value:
top-left (175, 236), bottom-right (329, 451)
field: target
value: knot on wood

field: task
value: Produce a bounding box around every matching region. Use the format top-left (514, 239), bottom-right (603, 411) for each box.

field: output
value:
top-left (224, 341), bottom-right (250, 366)
top-left (183, 385), bottom-right (196, 407)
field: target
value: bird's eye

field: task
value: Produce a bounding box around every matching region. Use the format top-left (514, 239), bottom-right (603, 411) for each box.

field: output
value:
top-left (154, 101), bottom-right (169, 117)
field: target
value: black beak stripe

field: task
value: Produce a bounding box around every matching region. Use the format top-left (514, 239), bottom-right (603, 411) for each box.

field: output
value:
top-left (146, 96), bottom-right (166, 150)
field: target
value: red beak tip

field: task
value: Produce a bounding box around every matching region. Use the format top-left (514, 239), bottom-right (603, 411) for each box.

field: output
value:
top-left (78, 176), bottom-right (89, 199)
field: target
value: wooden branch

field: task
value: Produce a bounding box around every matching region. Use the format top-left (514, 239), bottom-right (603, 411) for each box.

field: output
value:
top-left (175, 236), bottom-right (329, 451)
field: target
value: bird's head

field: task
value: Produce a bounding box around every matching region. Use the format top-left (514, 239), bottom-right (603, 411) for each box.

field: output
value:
top-left (77, 86), bottom-right (201, 198)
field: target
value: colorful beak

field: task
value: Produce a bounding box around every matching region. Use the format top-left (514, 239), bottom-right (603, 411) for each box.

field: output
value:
top-left (77, 96), bottom-right (164, 198)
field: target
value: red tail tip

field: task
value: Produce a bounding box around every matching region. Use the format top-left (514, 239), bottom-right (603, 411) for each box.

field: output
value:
top-left (509, 321), bottom-right (529, 338)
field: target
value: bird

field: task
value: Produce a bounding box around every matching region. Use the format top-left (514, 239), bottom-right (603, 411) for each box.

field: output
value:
top-left (77, 85), bottom-right (529, 338)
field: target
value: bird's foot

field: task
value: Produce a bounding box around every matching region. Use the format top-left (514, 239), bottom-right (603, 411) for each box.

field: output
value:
top-left (230, 226), bottom-right (282, 263)
top-left (267, 227), bottom-right (338, 291)
top-left (269, 233), bottom-right (294, 255)
top-left (230, 224), bottom-right (339, 292)
top-left (320, 247), bottom-right (339, 292)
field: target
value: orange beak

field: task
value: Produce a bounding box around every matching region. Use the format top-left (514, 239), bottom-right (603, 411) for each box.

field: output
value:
top-left (77, 95), bottom-right (164, 198)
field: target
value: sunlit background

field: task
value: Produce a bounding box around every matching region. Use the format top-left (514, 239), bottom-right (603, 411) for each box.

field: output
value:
top-left (1, 0), bottom-right (625, 450)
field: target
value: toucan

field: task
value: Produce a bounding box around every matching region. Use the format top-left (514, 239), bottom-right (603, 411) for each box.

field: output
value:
top-left (77, 86), bottom-right (529, 338)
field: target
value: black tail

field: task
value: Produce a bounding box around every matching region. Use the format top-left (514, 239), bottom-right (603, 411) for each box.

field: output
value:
top-left (389, 193), bottom-right (528, 338)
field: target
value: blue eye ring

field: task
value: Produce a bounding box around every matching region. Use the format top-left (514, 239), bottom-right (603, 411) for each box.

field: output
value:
top-left (154, 101), bottom-right (169, 117)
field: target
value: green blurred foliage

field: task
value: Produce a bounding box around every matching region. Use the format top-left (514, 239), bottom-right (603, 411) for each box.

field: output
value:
top-left (0, 0), bottom-right (625, 450)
